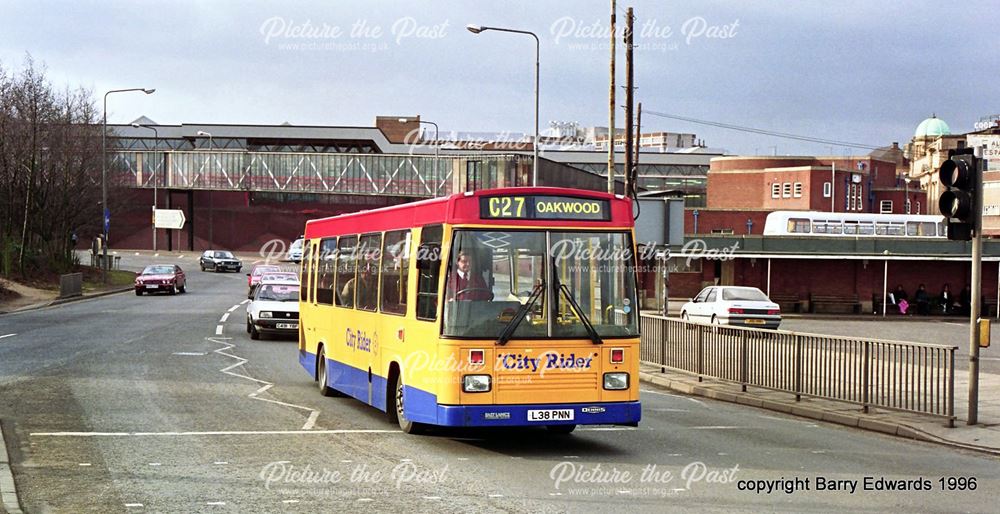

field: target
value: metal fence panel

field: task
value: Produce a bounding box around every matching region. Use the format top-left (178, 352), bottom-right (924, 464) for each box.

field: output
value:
top-left (640, 314), bottom-right (956, 422)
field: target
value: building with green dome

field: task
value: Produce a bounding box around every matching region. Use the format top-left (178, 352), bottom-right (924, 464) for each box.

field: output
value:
top-left (905, 115), bottom-right (966, 212)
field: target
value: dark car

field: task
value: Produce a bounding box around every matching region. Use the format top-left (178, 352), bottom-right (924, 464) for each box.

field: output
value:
top-left (135, 264), bottom-right (187, 295)
top-left (200, 250), bottom-right (243, 272)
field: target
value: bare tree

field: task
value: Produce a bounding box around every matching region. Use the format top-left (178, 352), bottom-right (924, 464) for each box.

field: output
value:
top-left (0, 56), bottom-right (123, 277)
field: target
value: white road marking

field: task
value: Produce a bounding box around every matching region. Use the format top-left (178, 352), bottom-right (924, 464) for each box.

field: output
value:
top-left (240, 299), bottom-right (250, 305)
top-left (32, 429), bottom-right (398, 437)
top-left (134, 252), bottom-right (140, 256)
top-left (206, 501), bottom-right (225, 506)
top-left (220, 313), bottom-right (230, 323)
top-left (214, 461), bottom-right (228, 465)
top-left (148, 463), bottom-right (161, 466)
top-left (302, 411), bottom-right (319, 430)
top-left (549, 492), bottom-right (563, 496)
top-left (124, 503), bottom-right (144, 508)
top-left (78, 463), bottom-right (91, 467)
top-left (172, 352), bottom-right (207, 356)
top-left (457, 458), bottom-right (469, 461)
top-left (618, 490), bottom-right (631, 494)
top-left (282, 499), bottom-right (300, 504)
top-left (357, 498), bottom-right (374, 502)
top-left (668, 453), bottom-right (683, 457)
top-left (562, 456), bottom-right (579, 459)
top-left (0, 334), bottom-right (16, 340)
top-left (423, 496), bottom-right (441, 500)
top-left (341, 460), bottom-right (353, 463)
top-left (215, 325), bottom-right (224, 335)
top-left (207, 336), bottom-right (321, 431)
top-left (811, 450), bottom-right (828, 454)
top-left (686, 426), bottom-right (754, 430)
top-left (227, 305), bottom-right (240, 313)
top-left (641, 388), bottom-right (707, 406)
top-left (488, 494), bottom-right (504, 498)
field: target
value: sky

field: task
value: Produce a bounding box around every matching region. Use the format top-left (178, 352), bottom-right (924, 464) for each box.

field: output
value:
top-left (1, 0), bottom-right (996, 155)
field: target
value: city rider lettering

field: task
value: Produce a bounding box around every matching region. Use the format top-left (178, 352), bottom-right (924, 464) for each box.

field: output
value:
top-left (502, 354), bottom-right (540, 372)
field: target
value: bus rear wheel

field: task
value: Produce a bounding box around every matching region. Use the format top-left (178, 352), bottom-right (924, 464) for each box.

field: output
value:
top-left (546, 424), bottom-right (577, 434)
top-left (390, 373), bottom-right (425, 435)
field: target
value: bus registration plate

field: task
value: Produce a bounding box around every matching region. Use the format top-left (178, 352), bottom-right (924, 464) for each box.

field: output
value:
top-left (527, 409), bottom-right (574, 422)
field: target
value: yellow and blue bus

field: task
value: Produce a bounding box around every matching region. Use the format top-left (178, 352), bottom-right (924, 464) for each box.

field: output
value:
top-left (298, 187), bottom-right (640, 433)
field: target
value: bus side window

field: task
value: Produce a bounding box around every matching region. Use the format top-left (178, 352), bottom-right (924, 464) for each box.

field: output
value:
top-left (416, 225), bottom-right (443, 321)
top-left (300, 240), bottom-right (312, 302)
top-left (380, 229), bottom-right (410, 316)
top-left (356, 233), bottom-right (382, 312)
top-left (316, 237), bottom-right (338, 305)
top-left (336, 235), bottom-right (358, 308)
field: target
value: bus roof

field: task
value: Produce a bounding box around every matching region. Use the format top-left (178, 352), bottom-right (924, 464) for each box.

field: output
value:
top-left (304, 187), bottom-right (633, 238)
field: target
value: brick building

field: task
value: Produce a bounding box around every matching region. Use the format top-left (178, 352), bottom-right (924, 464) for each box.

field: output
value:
top-left (687, 155), bottom-right (926, 235)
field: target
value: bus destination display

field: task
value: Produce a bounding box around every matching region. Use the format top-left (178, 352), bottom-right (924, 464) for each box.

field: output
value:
top-left (480, 195), bottom-right (610, 221)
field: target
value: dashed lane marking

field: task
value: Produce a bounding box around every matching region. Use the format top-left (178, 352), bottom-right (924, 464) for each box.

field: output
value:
top-left (124, 503), bottom-right (144, 508)
top-left (0, 334), bottom-right (16, 340)
top-left (205, 501), bottom-right (225, 506)
top-left (227, 305), bottom-right (241, 313)
top-left (172, 352), bottom-right (207, 356)
top-left (220, 313), bottom-right (230, 323)
top-left (215, 325), bottom-right (224, 335)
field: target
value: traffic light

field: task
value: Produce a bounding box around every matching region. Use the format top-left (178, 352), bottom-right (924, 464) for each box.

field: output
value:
top-left (938, 149), bottom-right (979, 241)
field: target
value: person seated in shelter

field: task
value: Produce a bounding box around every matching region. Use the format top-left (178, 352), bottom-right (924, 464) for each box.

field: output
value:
top-left (914, 284), bottom-right (930, 315)
top-left (446, 250), bottom-right (492, 301)
top-left (888, 284), bottom-right (909, 314)
top-left (958, 285), bottom-right (972, 316)
top-left (938, 283), bottom-right (952, 314)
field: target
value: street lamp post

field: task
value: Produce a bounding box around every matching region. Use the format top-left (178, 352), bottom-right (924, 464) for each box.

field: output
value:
top-left (398, 119), bottom-right (439, 189)
top-left (132, 122), bottom-right (158, 251)
top-left (198, 131), bottom-right (214, 248)
top-left (102, 87), bottom-right (154, 282)
top-left (467, 24), bottom-right (539, 186)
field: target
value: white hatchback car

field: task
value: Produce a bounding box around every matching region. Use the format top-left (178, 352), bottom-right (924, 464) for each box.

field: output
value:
top-left (246, 277), bottom-right (301, 340)
top-left (680, 286), bottom-right (781, 329)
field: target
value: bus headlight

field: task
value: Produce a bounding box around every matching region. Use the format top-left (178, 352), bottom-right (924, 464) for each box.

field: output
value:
top-left (603, 372), bottom-right (629, 390)
top-left (259, 311), bottom-right (273, 318)
top-left (463, 375), bottom-right (491, 393)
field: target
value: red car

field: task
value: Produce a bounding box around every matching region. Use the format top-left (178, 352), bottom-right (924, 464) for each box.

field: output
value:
top-left (247, 264), bottom-right (281, 292)
top-left (135, 264), bottom-right (187, 296)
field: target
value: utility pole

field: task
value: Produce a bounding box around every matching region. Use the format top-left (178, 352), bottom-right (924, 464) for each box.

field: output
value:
top-left (623, 7), bottom-right (634, 198)
top-left (607, 0), bottom-right (616, 194)
top-left (634, 102), bottom-right (642, 191)
top-left (968, 145), bottom-right (985, 425)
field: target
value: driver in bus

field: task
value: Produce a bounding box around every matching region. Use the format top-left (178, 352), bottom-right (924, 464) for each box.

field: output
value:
top-left (447, 250), bottom-right (493, 301)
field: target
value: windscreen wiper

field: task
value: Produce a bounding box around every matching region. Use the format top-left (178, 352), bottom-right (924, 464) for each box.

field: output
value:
top-left (495, 282), bottom-right (544, 346)
top-left (552, 257), bottom-right (603, 345)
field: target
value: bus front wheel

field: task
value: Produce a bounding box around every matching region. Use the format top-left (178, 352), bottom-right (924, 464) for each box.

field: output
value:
top-left (390, 373), bottom-right (425, 435)
top-left (317, 347), bottom-right (335, 397)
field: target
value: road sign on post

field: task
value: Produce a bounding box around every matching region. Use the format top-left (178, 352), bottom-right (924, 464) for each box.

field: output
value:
top-left (154, 209), bottom-right (186, 229)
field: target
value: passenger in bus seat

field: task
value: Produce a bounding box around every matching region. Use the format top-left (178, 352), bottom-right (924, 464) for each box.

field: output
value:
top-left (447, 250), bottom-right (492, 301)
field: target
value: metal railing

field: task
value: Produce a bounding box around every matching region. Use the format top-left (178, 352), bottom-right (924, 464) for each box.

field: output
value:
top-left (640, 314), bottom-right (956, 423)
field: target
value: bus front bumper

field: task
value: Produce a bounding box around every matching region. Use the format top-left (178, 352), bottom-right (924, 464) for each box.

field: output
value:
top-left (433, 401), bottom-right (641, 427)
